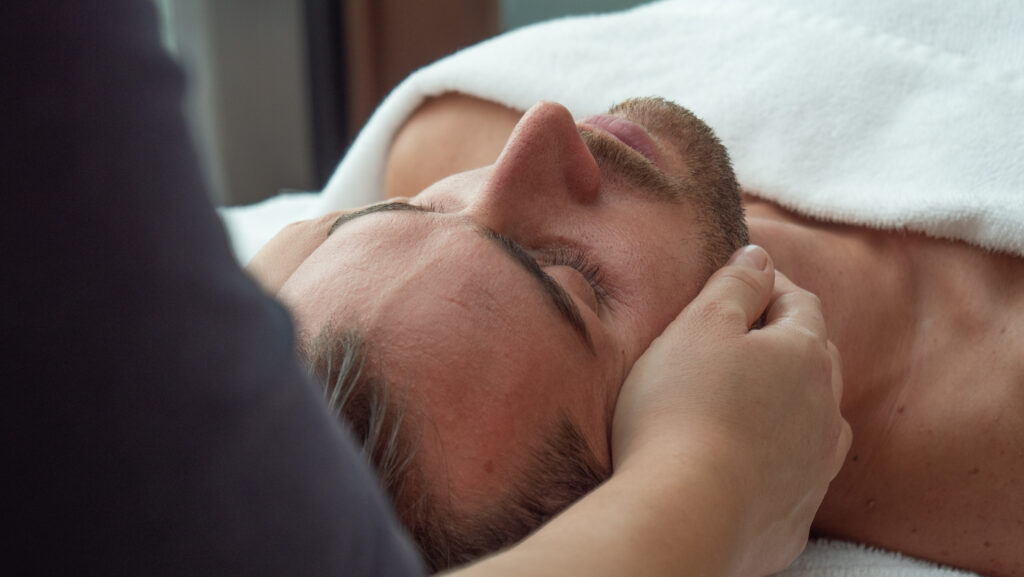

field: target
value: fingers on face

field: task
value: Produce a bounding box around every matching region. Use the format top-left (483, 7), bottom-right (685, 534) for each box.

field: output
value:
top-left (689, 250), bottom-right (777, 334)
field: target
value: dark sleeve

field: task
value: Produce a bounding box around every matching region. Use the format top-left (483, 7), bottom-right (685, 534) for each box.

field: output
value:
top-left (3, 2), bottom-right (425, 576)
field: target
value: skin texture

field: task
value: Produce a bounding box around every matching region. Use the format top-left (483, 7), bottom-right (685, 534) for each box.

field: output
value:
top-left (251, 207), bottom-right (851, 577)
top-left (449, 250), bottom-right (849, 577)
top-left (251, 94), bottom-right (1024, 576)
top-left (274, 99), bottom-right (733, 514)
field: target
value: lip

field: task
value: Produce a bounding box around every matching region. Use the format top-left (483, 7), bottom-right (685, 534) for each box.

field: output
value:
top-left (578, 114), bottom-right (662, 168)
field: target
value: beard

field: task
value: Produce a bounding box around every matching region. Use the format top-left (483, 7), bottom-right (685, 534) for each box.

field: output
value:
top-left (581, 97), bottom-right (748, 274)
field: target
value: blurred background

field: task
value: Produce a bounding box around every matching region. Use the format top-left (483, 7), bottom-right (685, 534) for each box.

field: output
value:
top-left (153, 0), bottom-right (652, 206)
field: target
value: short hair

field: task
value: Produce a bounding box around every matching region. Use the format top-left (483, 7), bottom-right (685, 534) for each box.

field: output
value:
top-left (301, 326), bottom-right (610, 572)
top-left (300, 97), bottom-right (743, 569)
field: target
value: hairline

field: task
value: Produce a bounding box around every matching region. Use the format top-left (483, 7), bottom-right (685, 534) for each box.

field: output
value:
top-left (426, 409), bottom-right (611, 570)
top-left (303, 324), bottom-right (611, 571)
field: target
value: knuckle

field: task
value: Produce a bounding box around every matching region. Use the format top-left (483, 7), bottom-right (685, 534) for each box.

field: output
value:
top-left (792, 323), bottom-right (823, 350)
top-left (805, 290), bottom-right (823, 311)
top-left (788, 290), bottom-right (823, 315)
top-left (722, 267), bottom-right (769, 299)
top-left (688, 298), bottom-right (743, 329)
top-left (698, 270), bottom-right (769, 322)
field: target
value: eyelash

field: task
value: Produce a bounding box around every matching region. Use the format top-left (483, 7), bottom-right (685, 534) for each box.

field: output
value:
top-left (416, 199), bottom-right (447, 213)
top-left (545, 247), bottom-right (609, 304)
top-left (410, 199), bottom-right (609, 304)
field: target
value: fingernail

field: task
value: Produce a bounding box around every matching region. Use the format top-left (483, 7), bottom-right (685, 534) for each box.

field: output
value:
top-left (728, 245), bottom-right (769, 271)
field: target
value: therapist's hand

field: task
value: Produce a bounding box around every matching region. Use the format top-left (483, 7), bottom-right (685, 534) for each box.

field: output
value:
top-left (612, 245), bottom-right (851, 577)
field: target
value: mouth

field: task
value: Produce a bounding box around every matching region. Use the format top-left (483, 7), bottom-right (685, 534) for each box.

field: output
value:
top-left (578, 114), bottom-right (662, 169)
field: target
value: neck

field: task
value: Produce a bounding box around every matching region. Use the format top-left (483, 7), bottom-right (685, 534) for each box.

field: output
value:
top-left (743, 197), bottom-right (917, 445)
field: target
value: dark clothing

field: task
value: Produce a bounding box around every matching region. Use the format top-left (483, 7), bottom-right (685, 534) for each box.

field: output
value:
top-left (4, 2), bottom-right (425, 575)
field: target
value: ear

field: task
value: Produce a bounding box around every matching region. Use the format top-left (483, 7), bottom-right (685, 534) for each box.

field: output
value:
top-left (246, 211), bottom-right (348, 295)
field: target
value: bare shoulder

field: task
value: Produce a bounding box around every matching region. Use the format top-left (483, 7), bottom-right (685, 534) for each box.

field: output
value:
top-left (742, 191), bottom-right (1024, 575)
top-left (384, 93), bottom-right (522, 199)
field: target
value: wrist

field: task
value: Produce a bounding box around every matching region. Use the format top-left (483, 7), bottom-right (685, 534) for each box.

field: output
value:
top-left (450, 462), bottom-right (749, 577)
top-left (619, 455), bottom-right (750, 576)
top-left (612, 431), bottom-right (770, 577)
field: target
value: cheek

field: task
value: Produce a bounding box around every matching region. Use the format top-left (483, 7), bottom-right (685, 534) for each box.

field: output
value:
top-left (600, 214), bottom-right (705, 357)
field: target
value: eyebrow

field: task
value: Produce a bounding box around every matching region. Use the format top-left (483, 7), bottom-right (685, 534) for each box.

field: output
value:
top-left (327, 201), bottom-right (426, 236)
top-left (328, 203), bottom-right (595, 354)
top-left (477, 228), bottom-right (595, 353)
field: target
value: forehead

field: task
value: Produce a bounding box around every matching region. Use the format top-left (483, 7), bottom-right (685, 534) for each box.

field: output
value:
top-left (278, 212), bottom-right (615, 507)
top-left (286, 211), bottom-right (525, 341)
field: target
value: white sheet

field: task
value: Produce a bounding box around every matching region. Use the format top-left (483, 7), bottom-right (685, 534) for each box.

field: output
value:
top-left (782, 540), bottom-right (979, 577)
top-left (219, 0), bottom-right (1016, 573)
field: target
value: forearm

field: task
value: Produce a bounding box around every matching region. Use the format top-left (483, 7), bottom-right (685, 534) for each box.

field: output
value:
top-left (447, 453), bottom-right (748, 577)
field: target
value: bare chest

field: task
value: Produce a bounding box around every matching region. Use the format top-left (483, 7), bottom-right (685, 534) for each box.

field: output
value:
top-left (746, 198), bottom-right (1024, 573)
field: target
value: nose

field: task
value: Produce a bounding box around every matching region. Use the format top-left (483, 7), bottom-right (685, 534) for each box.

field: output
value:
top-left (472, 102), bottom-right (601, 231)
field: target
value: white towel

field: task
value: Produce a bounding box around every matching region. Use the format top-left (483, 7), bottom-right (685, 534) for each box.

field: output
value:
top-left (783, 540), bottom-right (979, 577)
top-left (315, 0), bottom-right (1024, 260)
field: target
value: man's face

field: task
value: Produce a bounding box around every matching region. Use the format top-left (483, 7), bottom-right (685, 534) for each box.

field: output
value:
top-left (272, 98), bottom-right (740, 514)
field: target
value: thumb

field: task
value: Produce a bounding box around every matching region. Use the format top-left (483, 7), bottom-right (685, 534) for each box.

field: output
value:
top-left (686, 245), bottom-right (775, 334)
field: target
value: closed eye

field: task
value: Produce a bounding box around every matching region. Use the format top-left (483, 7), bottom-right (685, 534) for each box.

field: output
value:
top-left (537, 247), bottom-right (609, 307)
top-left (327, 200), bottom-right (598, 353)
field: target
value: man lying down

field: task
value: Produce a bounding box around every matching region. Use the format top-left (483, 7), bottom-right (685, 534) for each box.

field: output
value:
top-left (247, 94), bottom-right (1024, 576)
